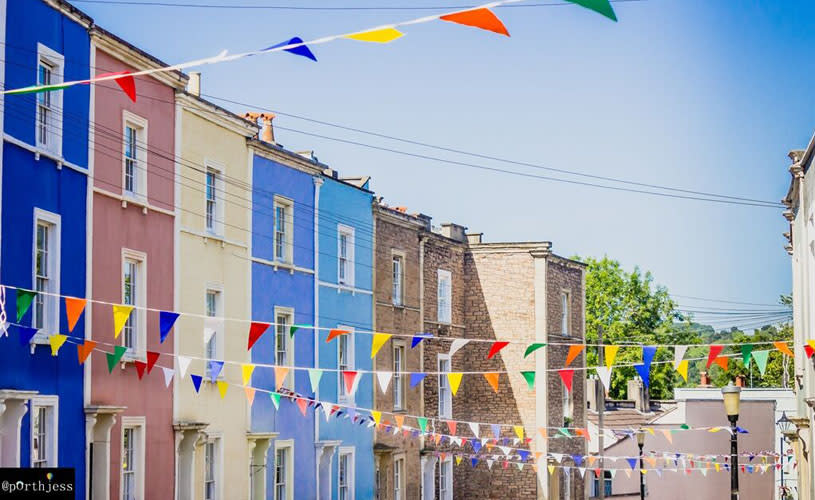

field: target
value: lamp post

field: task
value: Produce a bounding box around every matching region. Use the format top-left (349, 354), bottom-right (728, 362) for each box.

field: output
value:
top-left (636, 430), bottom-right (645, 500)
top-left (722, 383), bottom-right (742, 500)
top-left (776, 411), bottom-right (793, 499)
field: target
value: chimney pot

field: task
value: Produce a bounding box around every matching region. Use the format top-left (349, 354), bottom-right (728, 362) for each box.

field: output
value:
top-left (243, 112), bottom-right (276, 144)
top-left (700, 371), bottom-right (711, 387)
top-left (735, 375), bottom-right (746, 387)
top-left (188, 72), bottom-right (201, 97)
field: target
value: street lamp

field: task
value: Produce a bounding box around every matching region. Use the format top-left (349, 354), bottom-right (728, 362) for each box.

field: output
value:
top-left (776, 411), bottom-right (793, 499)
top-left (722, 383), bottom-right (741, 500)
top-left (636, 430), bottom-right (645, 500)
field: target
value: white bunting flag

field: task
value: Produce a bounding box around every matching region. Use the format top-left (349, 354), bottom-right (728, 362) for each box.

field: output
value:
top-left (162, 367), bottom-right (174, 387)
top-left (449, 339), bottom-right (470, 357)
top-left (377, 372), bottom-right (393, 394)
top-left (203, 317), bottom-right (222, 344)
top-left (469, 422), bottom-right (480, 438)
top-left (486, 459), bottom-right (494, 470)
top-left (177, 356), bottom-right (192, 379)
top-left (674, 345), bottom-right (688, 368)
top-left (595, 366), bottom-right (612, 392)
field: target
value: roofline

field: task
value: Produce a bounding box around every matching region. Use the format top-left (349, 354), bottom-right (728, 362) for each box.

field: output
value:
top-left (44, 0), bottom-right (94, 28)
top-left (374, 204), bottom-right (429, 230)
top-left (322, 173), bottom-right (374, 194)
top-left (248, 139), bottom-right (326, 177)
top-left (176, 91), bottom-right (258, 137)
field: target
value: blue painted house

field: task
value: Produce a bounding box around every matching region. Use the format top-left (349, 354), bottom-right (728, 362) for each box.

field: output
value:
top-left (316, 170), bottom-right (375, 500)
top-left (249, 137), bottom-right (324, 499)
top-left (0, 0), bottom-right (91, 493)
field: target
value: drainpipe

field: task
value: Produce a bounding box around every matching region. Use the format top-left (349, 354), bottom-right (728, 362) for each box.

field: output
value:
top-left (312, 175), bottom-right (323, 494)
top-left (371, 204), bottom-right (377, 413)
top-left (419, 234), bottom-right (427, 451)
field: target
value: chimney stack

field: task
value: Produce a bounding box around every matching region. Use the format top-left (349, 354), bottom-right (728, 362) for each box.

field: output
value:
top-left (735, 375), bottom-right (746, 388)
top-left (627, 377), bottom-right (649, 412)
top-left (244, 112), bottom-right (276, 144)
top-left (188, 72), bottom-right (201, 97)
top-left (440, 223), bottom-right (468, 243)
top-left (700, 371), bottom-right (711, 387)
top-left (466, 233), bottom-right (483, 244)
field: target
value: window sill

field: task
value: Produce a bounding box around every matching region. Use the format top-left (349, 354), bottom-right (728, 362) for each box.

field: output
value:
top-left (272, 260), bottom-right (296, 275)
top-left (121, 194), bottom-right (149, 215)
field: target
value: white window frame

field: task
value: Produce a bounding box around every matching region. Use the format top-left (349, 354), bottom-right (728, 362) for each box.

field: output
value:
top-left (35, 43), bottom-right (64, 156)
top-left (121, 249), bottom-right (147, 361)
top-left (31, 208), bottom-right (60, 343)
top-left (561, 291), bottom-right (570, 336)
top-left (337, 225), bottom-right (355, 287)
top-left (338, 325), bottom-right (355, 404)
top-left (121, 110), bottom-right (148, 201)
top-left (393, 342), bottom-right (406, 411)
top-left (204, 160), bottom-right (225, 236)
top-left (391, 252), bottom-right (404, 306)
top-left (274, 306), bottom-right (295, 390)
top-left (438, 354), bottom-right (452, 419)
top-left (204, 284), bottom-right (224, 380)
top-left (563, 380), bottom-right (573, 426)
top-left (120, 416), bottom-right (145, 500)
top-left (338, 446), bottom-right (355, 500)
top-left (273, 196), bottom-right (294, 264)
top-left (438, 456), bottom-right (453, 500)
top-left (393, 455), bottom-right (405, 500)
top-left (437, 270), bottom-right (452, 324)
top-left (274, 440), bottom-right (294, 500)
top-left (30, 395), bottom-right (58, 468)
top-left (203, 434), bottom-right (222, 500)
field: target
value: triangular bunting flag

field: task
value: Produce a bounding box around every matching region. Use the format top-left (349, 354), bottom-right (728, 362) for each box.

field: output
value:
top-left (270, 393), bottom-right (281, 410)
top-left (377, 371), bottom-right (393, 393)
top-left (642, 345), bottom-right (657, 368)
top-left (774, 341), bottom-right (793, 357)
top-left (247, 322), bottom-right (271, 350)
top-left (676, 359), bottom-right (689, 381)
top-left (448, 372), bottom-right (463, 396)
top-left (395, 415), bottom-right (405, 428)
top-left (559, 369), bottom-right (575, 393)
top-left (635, 363), bottom-right (650, 388)
top-left (146, 351), bottom-right (159, 374)
top-left (712, 356), bottom-right (728, 371)
top-left (521, 371), bottom-right (535, 390)
top-left (627, 458), bottom-right (638, 470)
top-left (410, 373), bottom-right (426, 388)
top-left (662, 429), bottom-right (673, 444)
top-left (565, 344), bottom-right (585, 367)
top-left (524, 343), bottom-right (546, 358)
top-left (605, 345), bottom-right (619, 369)
top-left (447, 420), bottom-right (457, 435)
top-left (264, 36), bottom-right (318, 62)
top-left (484, 373), bottom-right (500, 393)
top-left (674, 345), bottom-right (688, 368)
top-left (77, 340), bottom-right (96, 364)
top-left (439, 8), bottom-right (509, 37)
top-left (345, 27), bottom-right (405, 43)
top-left (289, 325), bottom-right (299, 338)
top-left (217, 380), bottom-right (228, 398)
top-left (371, 410), bottom-right (382, 425)
top-left (49, 334), bottom-right (67, 356)
top-left (469, 422), bottom-right (480, 438)
top-left (371, 333), bottom-right (392, 358)
top-left (343, 371), bottom-right (359, 394)
top-left (487, 341), bottom-right (509, 359)
top-left (595, 366), bottom-right (612, 391)
top-left (309, 369), bottom-right (323, 393)
top-left (274, 367), bottom-right (290, 390)
top-left (97, 71), bottom-right (136, 102)
top-left (296, 398), bottom-right (308, 416)
top-left (106, 346), bottom-right (127, 372)
top-left (190, 374), bottom-right (203, 393)
top-left (208, 360), bottom-right (224, 383)
top-left (203, 317), bottom-right (221, 344)
top-left (752, 350), bottom-right (770, 376)
top-left (177, 356), bottom-right (192, 379)
top-left (513, 425), bottom-right (524, 440)
top-left (707, 345), bottom-right (724, 369)
top-left (161, 367), bottom-right (174, 387)
top-left (411, 333), bottom-right (432, 348)
top-left (244, 387), bottom-right (256, 405)
top-left (742, 344), bottom-right (754, 365)
top-left (566, 0), bottom-right (617, 21)
top-left (64, 297), bottom-right (86, 332)
top-left (15, 290), bottom-right (37, 322)
top-left (326, 329), bottom-right (349, 342)
top-left (417, 417), bottom-right (428, 433)
top-left (113, 305), bottom-right (134, 339)
top-left (135, 360), bottom-right (147, 379)
top-left (242, 364), bottom-right (255, 386)
top-left (18, 326), bottom-right (38, 345)
top-left (159, 311), bottom-right (180, 343)
top-left (450, 339), bottom-right (470, 357)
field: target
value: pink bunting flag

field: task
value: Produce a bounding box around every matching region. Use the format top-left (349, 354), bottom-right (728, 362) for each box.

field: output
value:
top-left (706, 345), bottom-right (724, 369)
top-left (559, 369), bottom-right (575, 393)
top-left (343, 371), bottom-right (358, 395)
top-left (296, 397), bottom-right (308, 416)
top-left (487, 341), bottom-right (509, 360)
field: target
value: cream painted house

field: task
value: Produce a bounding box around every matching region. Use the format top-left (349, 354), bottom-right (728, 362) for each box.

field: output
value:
top-left (172, 76), bottom-right (264, 500)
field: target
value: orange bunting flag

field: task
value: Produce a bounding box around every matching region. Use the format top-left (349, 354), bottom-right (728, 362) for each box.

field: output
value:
top-left (343, 371), bottom-right (358, 395)
top-left (538, 427), bottom-right (547, 439)
top-left (447, 420), bottom-right (457, 435)
top-left (296, 397), bottom-right (308, 416)
top-left (327, 329), bottom-right (350, 343)
top-left (559, 369), bottom-right (575, 393)
top-left (712, 356), bottom-right (728, 371)
top-left (774, 341), bottom-right (793, 357)
top-left (565, 344), bottom-right (585, 367)
top-left (64, 297), bottom-right (86, 332)
top-left (77, 340), bottom-right (96, 365)
top-left (274, 367), bottom-right (290, 390)
top-left (487, 341), bottom-right (509, 359)
top-left (706, 345), bottom-right (723, 369)
top-left (244, 387), bottom-right (256, 406)
top-left (484, 372), bottom-right (500, 393)
top-left (439, 8), bottom-right (510, 37)
top-left (395, 415), bottom-right (405, 429)
top-left (247, 322), bottom-right (271, 350)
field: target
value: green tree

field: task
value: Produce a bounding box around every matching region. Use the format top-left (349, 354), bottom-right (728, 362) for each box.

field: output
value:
top-left (576, 256), bottom-right (687, 399)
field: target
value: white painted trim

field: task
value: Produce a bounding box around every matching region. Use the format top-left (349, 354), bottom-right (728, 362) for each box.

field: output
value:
top-left (121, 110), bottom-right (149, 203)
top-left (437, 354), bottom-right (452, 419)
top-left (84, 39), bottom-right (95, 500)
top-left (274, 439), bottom-right (295, 500)
top-left (35, 42), bottom-right (64, 157)
top-left (273, 306), bottom-right (295, 390)
top-left (317, 281), bottom-right (373, 296)
top-left (203, 159), bottom-right (225, 238)
top-left (272, 195), bottom-right (294, 265)
top-left (179, 226), bottom-right (247, 250)
top-left (0, 0), bottom-right (6, 280)
top-left (93, 186), bottom-right (175, 217)
top-left (120, 416), bottom-right (146, 500)
top-left (436, 270), bottom-right (452, 324)
top-left (31, 208), bottom-right (61, 345)
top-left (29, 395), bottom-right (58, 468)
top-left (438, 455), bottom-right (453, 500)
top-left (251, 256), bottom-right (314, 275)
top-left (204, 284), bottom-right (225, 366)
top-left (121, 248), bottom-right (147, 361)
top-left (202, 433), bottom-right (223, 500)
top-left (312, 176), bottom-right (322, 449)
top-left (173, 100), bottom-right (182, 443)
top-left (4, 135), bottom-right (87, 174)
top-left (337, 325), bottom-right (356, 405)
top-left (337, 446), bottom-right (355, 500)
top-left (337, 224), bottom-right (355, 288)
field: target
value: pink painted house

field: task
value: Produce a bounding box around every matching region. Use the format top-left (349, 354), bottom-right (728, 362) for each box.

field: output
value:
top-left (86, 26), bottom-right (187, 500)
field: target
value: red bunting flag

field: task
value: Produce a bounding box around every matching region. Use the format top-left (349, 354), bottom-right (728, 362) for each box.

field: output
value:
top-left (343, 371), bottom-right (358, 395)
top-left (77, 340), bottom-right (96, 365)
top-left (565, 344), bottom-right (585, 367)
top-left (146, 351), bottom-right (160, 374)
top-left (559, 369), bottom-right (575, 393)
top-left (247, 322), bottom-right (271, 350)
top-left (806, 345), bottom-right (815, 359)
top-left (64, 297), bottom-right (86, 332)
top-left (439, 8), bottom-right (510, 37)
top-left (327, 329), bottom-right (350, 343)
top-left (487, 341), bottom-right (509, 360)
top-left (296, 397), bottom-right (308, 416)
top-left (706, 345), bottom-right (724, 369)
top-left (447, 420), bottom-right (457, 436)
top-left (135, 360), bottom-right (147, 380)
top-left (95, 71), bottom-right (137, 103)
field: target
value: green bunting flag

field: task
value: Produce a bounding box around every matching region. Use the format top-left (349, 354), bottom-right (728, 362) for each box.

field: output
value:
top-left (752, 350), bottom-right (770, 376)
top-left (558, 428), bottom-right (571, 437)
top-left (16, 289), bottom-right (36, 322)
top-left (106, 346), bottom-right (127, 373)
top-left (567, 0), bottom-right (617, 21)
top-left (270, 393), bottom-right (281, 410)
top-left (308, 369), bottom-right (323, 393)
top-left (289, 325), bottom-right (299, 338)
top-left (417, 417), bottom-right (428, 433)
top-left (741, 344), bottom-right (754, 366)
top-left (524, 343), bottom-right (546, 358)
top-left (521, 371), bottom-right (536, 390)
top-left (7, 83), bottom-right (72, 95)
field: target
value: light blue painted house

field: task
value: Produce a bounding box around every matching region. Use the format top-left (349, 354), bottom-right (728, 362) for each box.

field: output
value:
top-left (0, 0), bottom-right (92, 493)
top-left (316, 170), bottom-right (375, 500)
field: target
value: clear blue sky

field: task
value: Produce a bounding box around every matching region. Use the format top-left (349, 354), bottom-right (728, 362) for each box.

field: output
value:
top-left (76, 0), bottom-right (815, 320)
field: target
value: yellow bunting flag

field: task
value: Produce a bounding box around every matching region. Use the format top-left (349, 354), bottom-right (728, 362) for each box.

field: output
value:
top-left (274, 367), bottom-right (290, 391)
top-left (483, 372), bottom-right (500, 393)
top-left (565, 344), bottom-right (585, 367)
top-left (676, 359), bottom-right (689, 382)
top-left (448, 372), bottom-right (463, 396)
top-left (774, 341), bottom-right (793, 357)
top-left (242, 364), bottom-right (256, 386)
top-left (217, 380), bottom-right (228, 399)
top-left (244, 387), bottom-right (256, 406)
top-left (605, 345), bottom-right (619, 369)
top-left (371, 411), bottom-right (382, 425)
top-left (371, 333), bottom-right (392, 358)
top-left (548, 465), bottom-right (555, 475)
top-left (49, 334), bottom-right (67, 356)
top-left (113, 305), bottom-right (134, 339)
top-left (345, 27), bottom-right (404, 43)
top-left (513, 426), bottom-right (524, 440)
